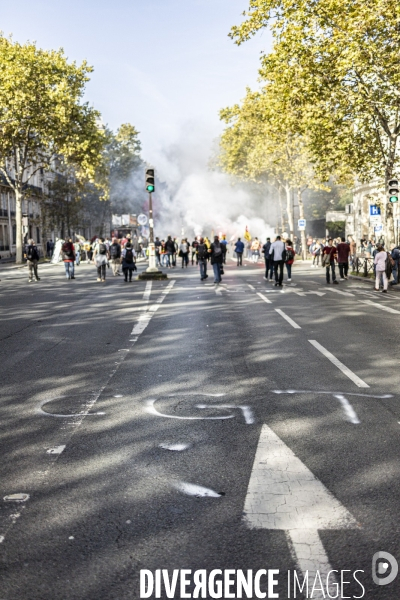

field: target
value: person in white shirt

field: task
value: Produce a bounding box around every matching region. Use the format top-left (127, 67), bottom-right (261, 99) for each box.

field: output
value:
top-left (374, 245), bottom-right (389, 292)
top-left (270, 235), bottom-right (286, 286)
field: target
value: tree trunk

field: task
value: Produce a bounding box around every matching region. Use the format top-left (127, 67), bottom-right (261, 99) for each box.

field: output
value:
top-left (285, 184), bottom-right (294, 239)
top-left (297, 187), bottom-right (307, 261)
top-left (15, 188), bottom-right (23, 264)
top-left (278, 188), bottom-right (285, 233)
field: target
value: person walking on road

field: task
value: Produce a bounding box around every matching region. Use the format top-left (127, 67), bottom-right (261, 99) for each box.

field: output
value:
top-left (311, 240), bottom-right (323, 267)
top-left (285, 240), bottom-right (295, 282)
top-left (165, 236), bottom-right (175, 268)
top-left (390, 244), bottom-right (400, 286)
top-left (251, 238), bottom-right (261, 263)
top-left (220, 235), bottom-right (228, 264)
top-left (374, 244), bottom-right (390, 292)
top-left (262, 237), bottom-right (273, 280)
top-left (62, 238), bottom-right (76, 280)
top-left (336, 237), bottom-right (350, 280)
top-left (109, 237), bottom-right (122, 276)
top-left (179, 239), bottom-right (189, 268)
top-left (191, 239), bottom-right (199, 265)
top-left (210, 235), bottom-right (224, 284)
top-left (121, 241), bottom-right (137, 282)
top-left (74, 240), bottom-right (81, 266)
top-left (234, 237), bottom-right (244, 266)
top-left (322, 238), bottom-right (338, 284)
top-left (197, 237), bottom-right (209, 281)
top-left (270, 235), bottom-right (285, 287)
top-left (25, 239), bottom-right (41, 282)
top-left (93, 238), bottom-right (109, 283)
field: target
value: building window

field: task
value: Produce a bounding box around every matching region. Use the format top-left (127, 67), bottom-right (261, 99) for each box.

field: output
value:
top-left (12, 224), bottom-right (16, 244)
top-left (36, 227), bottom-right (40, 243)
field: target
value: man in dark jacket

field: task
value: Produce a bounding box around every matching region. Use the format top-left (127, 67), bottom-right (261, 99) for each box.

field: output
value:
top-left (197, 237), bottom-right (209, 280)
top-left (165, 236), bottom-right (175, 268)
top-left (25, 239), bottom-right (40, 283)
top-left (234, 238), bottom-right (244, 266)
top-left (210, 236), bottom-right (225, 284)
top-left (262, 237), bottom-right (273, 280)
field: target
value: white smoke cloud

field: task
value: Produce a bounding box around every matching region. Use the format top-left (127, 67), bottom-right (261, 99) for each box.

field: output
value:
top-left (144, 120), bottom-right (277, 241)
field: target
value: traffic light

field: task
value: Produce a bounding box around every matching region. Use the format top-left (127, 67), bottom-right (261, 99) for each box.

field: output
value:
top-left (388, 178), bottom-right (399, 203)
top-left (145, 168), bottom-right (155, 193)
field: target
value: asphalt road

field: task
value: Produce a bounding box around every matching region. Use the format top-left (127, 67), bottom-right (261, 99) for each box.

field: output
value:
top-left (1, 257), bottom-right (400, 600)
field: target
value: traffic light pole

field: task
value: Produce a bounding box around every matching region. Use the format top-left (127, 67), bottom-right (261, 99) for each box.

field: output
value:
top-left (146, 191), bottom-right (157, 272)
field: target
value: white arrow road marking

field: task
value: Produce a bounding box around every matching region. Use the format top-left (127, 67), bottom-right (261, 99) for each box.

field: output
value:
top-left (256, 292), bottom-right (272, 304)
top-left (360, 299), bottom-right (400, 314)
top-left (309, 340), bottom-right (370, 388)
top-left (294, 290), bottom-right (326, 297)
top-left (244, 425), bottom-right (358, 597)
top-left (275, 309), bottom-right (301, 329)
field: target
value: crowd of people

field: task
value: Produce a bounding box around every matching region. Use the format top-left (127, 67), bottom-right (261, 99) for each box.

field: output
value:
top-left (22, 232), bottom-right (400, 292)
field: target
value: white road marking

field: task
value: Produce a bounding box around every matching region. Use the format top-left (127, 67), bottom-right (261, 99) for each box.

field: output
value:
top-left (275, 309), bottom-right (301, 329)
top-left (308, 340), bottom-right (370, 388)
top-left (334, 394), bottom-right (360, 424)
top-left (244, 424), bottom-right (358, 596)
top-left (361, 299), bottom-right (400, 314)
top-left (196, 404), bottom-right (255, 424)
top-left (256, 292), bottom-right (272, 304)
top-left (46, 445), bottom-right (66, 455)
top-left (0, 535), bottom-right (4, 543)
top-left (145, 399), bottom-right (234, 421)
top-left (273, 389), bottom-right (392, 399)
top-left (248, 284), bottom-right (255, 290)
top-left (175, 482), bottom-right (222, 497)
top-left (159, 443), bottom-right (190, 451)
top-left (294, 290), bottom-right (326, 297)
top-left (320, 288), bottom-right (355, 297)
top-left (3, 494), bottom-right (30, 503)
top-left (143, 281), bottom-right (152, 301)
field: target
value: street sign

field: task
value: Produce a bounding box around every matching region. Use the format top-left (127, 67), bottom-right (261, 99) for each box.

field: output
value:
top-left (369, 205), bottom-right (381, 216)
top-left (374, 224), bottom-right (383, 233)
top-left (138, 213), bottom-right (148, 226)
top-left (298, 218), bottom-right (306, 231)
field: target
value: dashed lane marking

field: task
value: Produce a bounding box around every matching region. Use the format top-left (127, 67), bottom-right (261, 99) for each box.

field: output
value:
top-left (275, 309), bottom-right (301, 329)
top-left (308, 340), bottom-right (369, 388)
top-left (256, 292), bottom-right (272, 304)
top-left (360, 299), bottom-right (400, 314)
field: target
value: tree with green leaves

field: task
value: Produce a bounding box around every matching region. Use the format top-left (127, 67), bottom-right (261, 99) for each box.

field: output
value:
top-left (230, 0), bottom-right (400, 242)
top-left (104, 123), bottom-right (144, 215)
top-left (0, 35), bottom-right (106, 262)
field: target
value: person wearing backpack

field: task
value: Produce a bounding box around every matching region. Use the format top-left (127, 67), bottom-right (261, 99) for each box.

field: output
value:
top-left (285, 239), bottom-right (295, 282)
top-left (61, 238), bottom-right (76, 280)
top-left (93, 237), bottom-right (109, 282)
top-left (25, 238), bottom-right (41, 283)
top-left (210, 235), bottom-right (224, 284)
top-left (121, 242), bottom-right (137, 282)
top-left (109, 238), bottom-right (122, 276)
top-left (197, 237), bottom-right (209, 281)
top-left (322, 238), bottom-right (338, 284)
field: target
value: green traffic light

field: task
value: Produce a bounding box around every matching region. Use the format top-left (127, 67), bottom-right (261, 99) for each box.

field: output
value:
top-left (147, 185), bottom-right (154, 192)
top-left (390, 195), bottom-right (398, 203)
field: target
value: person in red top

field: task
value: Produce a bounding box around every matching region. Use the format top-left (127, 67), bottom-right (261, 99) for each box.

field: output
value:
top-left (323, 238), bottom-right (338, 284)
top-left (336, 237), bottom-right (351, 280)
top-left (61, 238), bottom-right (76, 280)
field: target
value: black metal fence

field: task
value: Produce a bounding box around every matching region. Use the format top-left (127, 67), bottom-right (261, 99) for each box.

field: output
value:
top-left (351, 256), bottom-right (374, 277)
